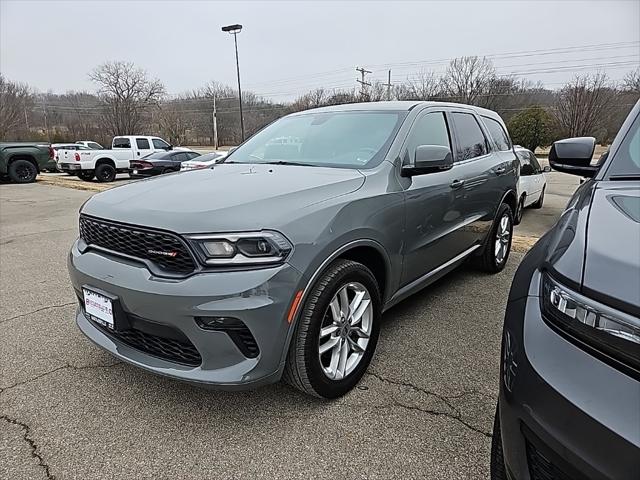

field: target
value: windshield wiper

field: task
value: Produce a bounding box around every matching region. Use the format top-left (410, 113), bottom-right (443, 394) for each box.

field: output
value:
top-left (610, 174), bottom-right (640, 181)
top-left (262, 160), bottom-right (317, 167)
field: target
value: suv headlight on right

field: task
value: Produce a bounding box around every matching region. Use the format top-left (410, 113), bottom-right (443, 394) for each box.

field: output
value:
top-left (540, 272), bottom-right (640, 375)
top-left (187, 231), bottom-right (293, 266)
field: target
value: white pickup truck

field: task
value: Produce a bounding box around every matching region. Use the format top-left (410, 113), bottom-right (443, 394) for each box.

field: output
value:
top-left (58, 135), bottom-right (177, 182)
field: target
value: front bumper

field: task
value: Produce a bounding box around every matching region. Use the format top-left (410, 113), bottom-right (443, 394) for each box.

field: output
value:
top-left (68, 240), bottom-right (303, 388)
top-left (499, 272), bottom-right (640, 479)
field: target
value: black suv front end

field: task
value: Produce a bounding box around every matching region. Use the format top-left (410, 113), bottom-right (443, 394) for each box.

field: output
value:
top-left (492, 101), bottom-right (640, 479)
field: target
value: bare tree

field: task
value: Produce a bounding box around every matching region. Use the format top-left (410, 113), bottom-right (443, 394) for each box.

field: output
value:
top-left (554, 73), bottom-right (616, 137)
top-left (0, 74), bottom-right (33, 140)
top-left (406, 70), bottom-right (440, 100)
top-left (89, 61), bottom-right (165, 136)
top-left (440, 56), bottom-right (496, 105)
top-left (622, 68), bottom-right (640, 92)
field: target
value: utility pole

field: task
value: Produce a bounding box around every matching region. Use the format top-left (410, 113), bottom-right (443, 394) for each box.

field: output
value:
top-left (383, 70), bottom-right (392, 101)
top-left (212, 95), bottom-right (218, 150)
top-left (41, 96), bottom-right (50, 141)
top-left (356, 66), bottom-right (372, 98)
top-left (24, 106), bottom-right (29, 130)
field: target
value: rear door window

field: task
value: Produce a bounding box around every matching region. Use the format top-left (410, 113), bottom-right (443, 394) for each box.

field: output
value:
top-left (136, 138), bottom-right (150, 150)
top-left (451, 113), bottom-right (488, 161)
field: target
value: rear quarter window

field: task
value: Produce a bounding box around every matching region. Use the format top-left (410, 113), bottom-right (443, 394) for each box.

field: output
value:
top-left (113, 138), bottom-right (131, 149)
top-left (483, 116), bottom-right (512, 151)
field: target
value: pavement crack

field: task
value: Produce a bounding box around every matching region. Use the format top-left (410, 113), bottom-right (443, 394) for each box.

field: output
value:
top-left (0, 302), bottom-right (77, 325)
top-left (0, 362), bottom-right (121, 396)
top-left (0, 415), bottom-right (56, 480)
top-left (1, 227), bottom-right (75, 243)
top-left (365, 371), bottom-right (492, 438)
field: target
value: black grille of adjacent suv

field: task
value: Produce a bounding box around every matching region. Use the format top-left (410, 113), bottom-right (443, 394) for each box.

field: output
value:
top-left (79, 215), bottom-right (196, 275)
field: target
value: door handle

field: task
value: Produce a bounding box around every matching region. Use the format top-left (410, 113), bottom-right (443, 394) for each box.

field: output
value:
top-left (450, 179), bottom-right (465, 189)
top-left (494, 166), bottom-right (506, 175)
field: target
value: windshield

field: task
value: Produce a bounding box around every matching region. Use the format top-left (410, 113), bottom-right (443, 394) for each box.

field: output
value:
top-left (224, 111), bottom-right (405, 169)
top-left (607, 113), bottom-right (640, 178)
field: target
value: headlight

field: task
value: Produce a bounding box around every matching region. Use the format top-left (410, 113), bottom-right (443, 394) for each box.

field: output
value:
top-left (541, 273), bottom-right (640, 374)
top-left (187, 231), bottom-right (292, 266)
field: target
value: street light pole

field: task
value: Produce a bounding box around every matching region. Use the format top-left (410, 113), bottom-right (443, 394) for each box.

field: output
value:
top-left (222, 24), bottom-right (245, 143)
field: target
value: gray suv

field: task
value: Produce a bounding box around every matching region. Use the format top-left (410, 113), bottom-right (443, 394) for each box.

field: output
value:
top-left (68, 101), bottom-right (519, 398)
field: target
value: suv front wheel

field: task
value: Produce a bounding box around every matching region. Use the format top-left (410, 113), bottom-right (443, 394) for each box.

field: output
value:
top-left (475, 203), bottom-right (513, 273)
top-left (284, 259), bottom-right (381, 398)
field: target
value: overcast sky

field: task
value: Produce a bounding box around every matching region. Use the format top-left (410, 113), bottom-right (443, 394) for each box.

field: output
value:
top-left (1, 0), bottom-right (638, 101)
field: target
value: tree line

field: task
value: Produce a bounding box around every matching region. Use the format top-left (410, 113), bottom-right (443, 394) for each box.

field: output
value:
top-left (1, 57), bottom-right (638, 152)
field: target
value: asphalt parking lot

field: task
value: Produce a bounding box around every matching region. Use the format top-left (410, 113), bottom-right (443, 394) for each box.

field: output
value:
top-left (0, 175), bottom-right (577, 479)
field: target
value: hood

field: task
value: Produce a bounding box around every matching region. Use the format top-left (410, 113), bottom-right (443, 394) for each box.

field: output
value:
top-left (582, 181), bottom-right (640, 312)
top-left (82, 163), bottom-right (365, 233)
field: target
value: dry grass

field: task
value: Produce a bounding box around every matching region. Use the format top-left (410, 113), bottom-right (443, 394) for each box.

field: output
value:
top-left (37, 175), bottom-right (113, 192)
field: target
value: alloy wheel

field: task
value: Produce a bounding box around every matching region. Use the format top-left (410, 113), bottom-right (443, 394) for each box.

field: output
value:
top-left (318, 282), bottom-right (373, 380)
top-left (494, 214), bottom-right (511, 265)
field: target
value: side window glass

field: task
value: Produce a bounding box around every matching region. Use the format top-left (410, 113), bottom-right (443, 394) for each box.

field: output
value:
top-left (518, 152), bottom-right (534, 176)
top-left (173, 153), bottom-right (188, 162)
top-left (529, 152), bottom-right (542, 173)
top-left (483, 117), bottom-right (511, 151)
top-left (153, 138), bottom-right (170, 149)
top-left (136, 138), bottom-right (150, 150)
top-left (405, 112), bottom-right (451, 162)
top-left (451, 113), bottom-right (488, 161)
top-left (112, 137), bottom-right (131, 149)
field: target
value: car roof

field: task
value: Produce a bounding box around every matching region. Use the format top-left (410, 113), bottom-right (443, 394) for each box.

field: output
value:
top-left (289, 101), bottom-right (504, 120)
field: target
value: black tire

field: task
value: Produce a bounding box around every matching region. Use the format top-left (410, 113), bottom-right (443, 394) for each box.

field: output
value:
top-left (161, 168), bottom-right (173, 175)
top-left (532, 186), bottom-right (545, 209)
top-left (490, 403), bottom-right (507, 480)
top-left (78, 170), bottom-right (95, 181)
top-left (283, 259), bottom-right (382, 399)
top-left (8, 159), bottom-right (38, 184)
top-left (474, 203), bottom-right (513, 273)
top-left (514, 195), bottom-right (525, 225)
top-left (95, 163), bottom-right (116, 183)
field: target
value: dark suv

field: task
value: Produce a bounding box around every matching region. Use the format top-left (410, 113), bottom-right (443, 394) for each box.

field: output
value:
top-left (492, 100), bottom-right (640, 478)
top-left (69, 101), bottom-right (519, 398)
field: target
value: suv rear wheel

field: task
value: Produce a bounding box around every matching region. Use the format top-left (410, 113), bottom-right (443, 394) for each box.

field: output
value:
top-left (284, 259), bottom-right (381, 398)
top-left (8, 159), bottom-right (37, 183)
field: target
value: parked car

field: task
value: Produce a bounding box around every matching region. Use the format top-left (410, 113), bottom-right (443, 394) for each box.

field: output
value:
top-left (58, 135), bottom-right (175, 182)
top-left (0, 142), bottom-right (54, 183)
top-left (130, 150), bottom-right (201, 177)
top-left (52, 143), bottom-right (92, 173)
top-left (75, 140), bottom-right (104, 149)
top-left (181, 152), bottom-right (227, 171)
top-left (491, 100), bottom-right (640, 479)
top-left (68, 101), bottom-right (519, 398)
top-left (514, 147), bottom-right (550, 223)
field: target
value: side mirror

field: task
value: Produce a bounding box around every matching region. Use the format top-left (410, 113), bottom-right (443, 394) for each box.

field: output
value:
top-left (549, 137), bottom-right (598, 177)
top-left (542, 165), bottom-right (551, 173)
top-left (401, 145), bottom-right (453, 177)
top-left (166, 144), bottom-right (174, 151)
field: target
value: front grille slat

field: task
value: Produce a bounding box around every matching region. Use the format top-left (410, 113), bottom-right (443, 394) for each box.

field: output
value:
top-left (93, 321), bottom-right (202, 366)
top-left (79, 215), bottom-right (196, 275)
top-left (526, 440), bottom-right (573, 480)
